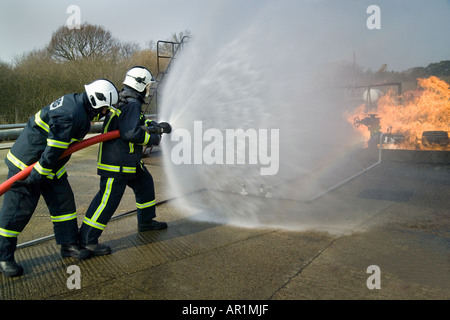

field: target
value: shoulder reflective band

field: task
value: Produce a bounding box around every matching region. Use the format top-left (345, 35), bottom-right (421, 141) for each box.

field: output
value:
top-left (35, 111), bottom-right (50, 133)
top-left (110, 108), bottom-right (121, 117)
top-left (47, 139), bottom-right (70, 149)
top-left (0, 228), bottom-right (20, 238)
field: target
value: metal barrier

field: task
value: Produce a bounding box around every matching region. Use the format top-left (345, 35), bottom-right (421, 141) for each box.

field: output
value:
top-left (144, 36), bottom-right (190, 115)
top-left (0, 114), bottom-right (156, 143)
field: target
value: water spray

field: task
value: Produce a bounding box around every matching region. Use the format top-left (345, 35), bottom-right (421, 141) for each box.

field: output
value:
top-left (157, 1), bottom-right (403, 233)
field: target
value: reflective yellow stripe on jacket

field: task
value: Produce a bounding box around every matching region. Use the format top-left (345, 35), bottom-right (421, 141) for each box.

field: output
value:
top-left (141, 132), bottom-right (151, 145)
top-left (46, 166), bottom-right (66, 180)
top-left (7, 151), bottom-right (66, 179)
top-left (47, 139), bottom-right (70, 149)
top-left (97, 163), bottom-right (136, 174)
top-left (35, 110), bottom-right (49, 132)
top-left (0, 228), bottom-right (20, 238)
top-left (34, 162), bottom-right (52, 176)
top-left (6, 151), bottom-right (28, 170)
top-left (97, 110), bottom-right (130, 174)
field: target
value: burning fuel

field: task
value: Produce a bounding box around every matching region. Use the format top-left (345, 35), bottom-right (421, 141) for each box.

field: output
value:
top-left (345, 76), bottom-right (450, 150)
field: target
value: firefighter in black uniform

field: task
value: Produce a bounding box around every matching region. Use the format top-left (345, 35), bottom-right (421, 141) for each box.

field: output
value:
top-left (78, 66), bottom-right (171, 256)
top-left (0, 79), bottom-right (119, 277)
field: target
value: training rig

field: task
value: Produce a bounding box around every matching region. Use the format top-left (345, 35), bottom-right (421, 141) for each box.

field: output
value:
top-left (143, 36), bottom-right (190, 116)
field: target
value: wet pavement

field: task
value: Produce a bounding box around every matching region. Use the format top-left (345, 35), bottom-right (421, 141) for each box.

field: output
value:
top-left (0, 139), bottom-right (448, 302)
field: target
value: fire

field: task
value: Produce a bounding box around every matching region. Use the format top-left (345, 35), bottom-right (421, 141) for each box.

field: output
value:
top-left (345, 76), bottom-right (450, 150)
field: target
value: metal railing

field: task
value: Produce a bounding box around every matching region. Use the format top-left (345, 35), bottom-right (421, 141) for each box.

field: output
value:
top-left (0, 114), bottom-right (156, 143)
top-left (144, 36), bottom-right (190, 115)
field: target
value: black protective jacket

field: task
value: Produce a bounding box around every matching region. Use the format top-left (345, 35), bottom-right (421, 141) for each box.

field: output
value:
top-left (96, 87), bottom-right (160, 178)
top-left (6, 93), bottom-right (91, 179)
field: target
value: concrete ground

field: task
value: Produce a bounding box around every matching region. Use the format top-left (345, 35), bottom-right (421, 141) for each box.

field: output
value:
top-left (0, 139), bottom-right (448, 303)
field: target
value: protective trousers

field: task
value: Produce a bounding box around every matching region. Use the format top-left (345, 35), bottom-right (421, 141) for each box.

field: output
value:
top-left (79, 165), bottom-right (156, 245)
top-left (0, 170), bottom-right (78, 261)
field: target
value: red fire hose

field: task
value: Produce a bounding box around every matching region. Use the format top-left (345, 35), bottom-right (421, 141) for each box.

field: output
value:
top-left (0, 130), bottom-right (120, 196)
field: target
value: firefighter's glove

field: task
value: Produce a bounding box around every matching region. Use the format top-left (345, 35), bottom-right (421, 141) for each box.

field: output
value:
top-left (144, 120), bottom-right (171, 134)
top-left (11, 169), bottom-right (45, 189)
top-left (144, 119), bottom-right (156, 127)
top-left (144, 121), bottom-right (162, 134)
top-left (149, 134), bottom-right (161, 146)
top-left (158, 122), bottom-right (172, 134)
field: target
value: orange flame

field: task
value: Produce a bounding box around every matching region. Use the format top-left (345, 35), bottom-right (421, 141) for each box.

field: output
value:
top-left (345, 76), bottom-right (450, 150)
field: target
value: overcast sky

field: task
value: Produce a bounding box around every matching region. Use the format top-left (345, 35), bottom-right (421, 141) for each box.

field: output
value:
top-left (0, 0), bottom-right (449, 71)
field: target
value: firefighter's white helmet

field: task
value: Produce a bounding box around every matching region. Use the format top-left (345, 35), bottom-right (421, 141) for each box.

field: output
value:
top-left (123, 66), bottom-right (154, 92)
top-left (84, 79), bottom-right (119, 109)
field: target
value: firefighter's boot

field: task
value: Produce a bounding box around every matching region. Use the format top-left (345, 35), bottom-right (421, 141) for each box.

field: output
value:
top-left (138, 219), bottom-right (168, 232)
top-left (0, 260), bottom-right (23, 277)
top-left (81, 243), bottom-right (111, 256)
top-left (61, 243), bottom-right (91, 259)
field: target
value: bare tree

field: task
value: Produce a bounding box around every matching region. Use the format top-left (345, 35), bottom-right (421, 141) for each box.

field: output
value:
top-left (47, 23), bottom-right (120, 61)
top-left (170, 30), bottom-right (192, 43)
top-left (119, 42), bottom-right (141, 59)
top-left (158, 30), bottom-right (191, 57)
